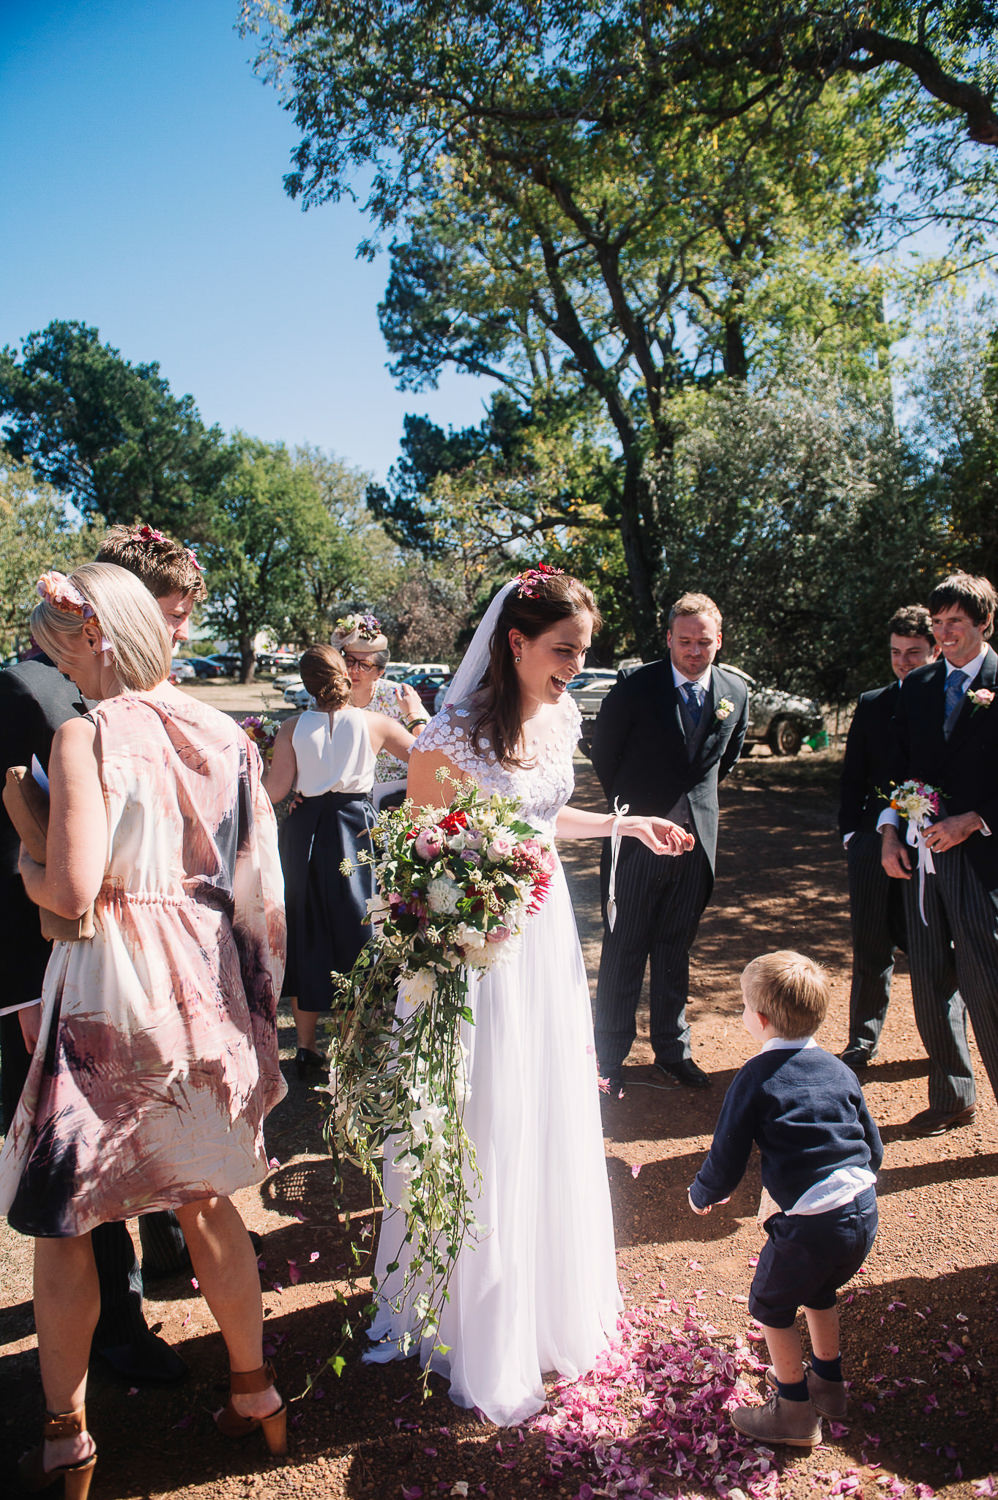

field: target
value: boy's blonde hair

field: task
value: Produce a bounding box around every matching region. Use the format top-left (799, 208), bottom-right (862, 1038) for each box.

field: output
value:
top-left (742, 950), bottom-right (828, 1040)
top-left (32, 562), bottom-right (172, 691)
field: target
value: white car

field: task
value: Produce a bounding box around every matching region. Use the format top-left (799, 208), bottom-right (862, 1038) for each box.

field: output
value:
top-left (283, 679), bottom-right (313, 708)
top-left (170, 657), bottom-right (196, 682)
top-left (566, 669), bottom-right (618, 715)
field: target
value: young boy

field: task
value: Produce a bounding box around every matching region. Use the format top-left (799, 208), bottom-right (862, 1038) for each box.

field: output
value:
top-left (688, 950), bottom-right (882, 1447)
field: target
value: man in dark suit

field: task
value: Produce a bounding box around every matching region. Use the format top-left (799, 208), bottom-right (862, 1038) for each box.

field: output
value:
top-left (838, 606), bottom-right (938, 1068)
top-left (591, 592), bottom-right (749, 1090)
top-left (880, 572), bottom-right (998, 1135)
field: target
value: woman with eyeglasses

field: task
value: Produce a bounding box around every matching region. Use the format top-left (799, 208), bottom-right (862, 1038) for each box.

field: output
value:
top-left (264, 644), bottom-right (414, 1076)
top-left (332, 614), bottom-right (430, 809)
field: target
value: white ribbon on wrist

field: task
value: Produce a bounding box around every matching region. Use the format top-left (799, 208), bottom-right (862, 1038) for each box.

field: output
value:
top-left (908, 818), bottom-right (936, 927)
top-left (606, 799), bottom-right (629, 932)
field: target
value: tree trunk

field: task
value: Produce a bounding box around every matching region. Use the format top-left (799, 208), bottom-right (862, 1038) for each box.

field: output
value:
top-left (618, 457), bottom-right (665, 654)
top-left (239, 634), bottom-right (256, 685)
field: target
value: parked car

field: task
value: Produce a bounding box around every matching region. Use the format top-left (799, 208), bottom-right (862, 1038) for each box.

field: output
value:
top-left (404, 671), bottom-right (451, 712)
top-left (565, 669), bottom-right (618, 716)
top-left (169, 657), bottom-right (196, 682)
top-left (284, 680), bottom-right (313, 708)
top-left (191, 652), bottom-right (241, 677)
top-left (383, 663), bottom-right (415, 681)
top-left (721, 665), bottom-right (824, 756)
top-left (577, 662), bottom-right (823, 758)
top-left (256, 649), bottom-right (299, 673)
top-left (189, 656), bottom-right (225, 679)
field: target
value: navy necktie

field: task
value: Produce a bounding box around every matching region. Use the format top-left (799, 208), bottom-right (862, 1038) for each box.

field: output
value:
top-left (943, 669), bottom-right (968, 738)
top-left (682, 681), bottom-right (704, 726)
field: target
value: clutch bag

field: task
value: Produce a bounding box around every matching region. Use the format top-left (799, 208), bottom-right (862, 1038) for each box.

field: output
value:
top-left (3, 765), bottom-right (95, 941)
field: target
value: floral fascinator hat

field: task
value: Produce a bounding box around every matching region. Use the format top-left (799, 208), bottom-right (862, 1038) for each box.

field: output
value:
top-left (331, 612), bottom-right (388, 653)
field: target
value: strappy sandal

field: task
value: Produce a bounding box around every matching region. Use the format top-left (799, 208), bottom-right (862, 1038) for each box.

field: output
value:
top-left (19, 1407), bottom-right (97, 1499)
top-left (215, 1361), bottom-right (287, 1457)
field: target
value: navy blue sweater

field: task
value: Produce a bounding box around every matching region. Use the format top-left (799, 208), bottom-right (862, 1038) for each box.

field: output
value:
top-left (689, 1045), bottom-right (883, 1213)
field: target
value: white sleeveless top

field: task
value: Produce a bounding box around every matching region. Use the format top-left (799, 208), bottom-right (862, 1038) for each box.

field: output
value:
top-left (292, 707), bottom-right (376, 796)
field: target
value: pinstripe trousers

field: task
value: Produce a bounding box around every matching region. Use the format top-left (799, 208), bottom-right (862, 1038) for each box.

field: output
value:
top-left (594, 839), bottom-right (712, 1072)
top-left (902, 846), bottom-right (998, 1112)
top-left (845, 832), bottom-right (907, 1055)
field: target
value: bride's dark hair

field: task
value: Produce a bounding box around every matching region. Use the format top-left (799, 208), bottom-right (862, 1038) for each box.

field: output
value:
top-left (471, 572), bottom-right (600, 769)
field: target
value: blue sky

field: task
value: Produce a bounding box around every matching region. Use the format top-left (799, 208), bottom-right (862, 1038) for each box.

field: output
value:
top-left (0, 0), bottom-right (493, 481)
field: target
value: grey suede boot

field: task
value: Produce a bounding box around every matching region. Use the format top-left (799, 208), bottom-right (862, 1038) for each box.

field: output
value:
top-left (765, 1363), bottom-right (848, 1420)
top-left (731, 1392), bottom-right (821, 1447)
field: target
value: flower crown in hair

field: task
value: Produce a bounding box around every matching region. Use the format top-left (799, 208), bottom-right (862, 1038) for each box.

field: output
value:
top-left (333, 612), bottom-right (381, 641)
top-left (516, 563), bottom-right (564, 599)
top-left (37, 571), bottom-right (95, 619)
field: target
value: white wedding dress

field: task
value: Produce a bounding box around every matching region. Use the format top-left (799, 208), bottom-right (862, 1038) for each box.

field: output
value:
top-left (364, 694), bottom-right (622, 1425)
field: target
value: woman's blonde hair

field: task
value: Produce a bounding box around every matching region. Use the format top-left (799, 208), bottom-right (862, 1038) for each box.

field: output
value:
top-left (299, 645), bottom-right (352, 711)
top-left (31, 562), bottom-right (172, 691)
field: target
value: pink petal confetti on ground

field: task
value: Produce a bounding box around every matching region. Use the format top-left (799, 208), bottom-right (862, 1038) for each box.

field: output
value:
top-left (309, 1250), bottom-right (320, 1263)
top-left (527, 1306), bottom-right (781, 1499)
top-left (401, 1487), bottom-right (423, 1499)
top-left (973, 1479), bottom-right (998, 1497)
top-left (288, 1260), bottom-right (301, 1284)
top-left (268, 1156), bottom-right (280, 1170)
top-left (631, 1163), bottom-right (642, 1178)
top-left (190, 1277), bottom-right (200, 1291)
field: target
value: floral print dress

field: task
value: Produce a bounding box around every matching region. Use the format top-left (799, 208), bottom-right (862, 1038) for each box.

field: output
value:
top-left (0, 693), bottom-right (287, 1237)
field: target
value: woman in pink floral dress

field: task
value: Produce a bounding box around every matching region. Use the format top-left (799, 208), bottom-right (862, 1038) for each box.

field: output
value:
top-left (0, 564), bottom-right (288, 1493)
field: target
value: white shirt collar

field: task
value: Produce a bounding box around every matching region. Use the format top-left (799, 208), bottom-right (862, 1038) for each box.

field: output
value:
top-left (672, 663), bottom-right (713, 692)
top-left (760, 1035), bottom-right (818, 1053)
top-left (944, 645), bottom-right (988, 686)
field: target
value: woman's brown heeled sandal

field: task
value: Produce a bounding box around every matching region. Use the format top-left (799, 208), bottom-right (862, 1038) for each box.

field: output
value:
top-left (19, 1407), bottom-right (97, 1499)
top-left (215, 1361), bottom-right (287, 1457)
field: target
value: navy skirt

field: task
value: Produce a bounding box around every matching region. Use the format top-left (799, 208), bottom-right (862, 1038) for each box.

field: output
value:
top-left (279, 790), bottom-right (376, 1012)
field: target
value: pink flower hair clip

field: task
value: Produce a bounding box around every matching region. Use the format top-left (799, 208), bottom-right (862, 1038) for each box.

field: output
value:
top-left (516, 563), bottom-right (565, 599)
top-left (186, 548), bottom-right (203, 573)
top-left (133, 524), bottom-right (167, 544)
top-left (36, 571), bottom-right (95, 620)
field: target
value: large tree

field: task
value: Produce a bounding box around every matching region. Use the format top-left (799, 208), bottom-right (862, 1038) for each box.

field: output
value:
top-left (0, 321), bottom-right (231, 537)
top-left (198, 435), bottom-right (344, 681)
top-left (0, 449), bottom-right (99, 657)
top-left (244, 0), bottom-right (991, 642)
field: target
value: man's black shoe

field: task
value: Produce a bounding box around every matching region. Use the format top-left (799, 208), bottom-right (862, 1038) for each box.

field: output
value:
top-left (839, 1047), bottom-right (875, 1071)
top-left (654, 1058), bottom-right (712, 1089)
top-left (95, 1329), bottom-right (188, 1384)
top-left (903, 1103), bottom-right (976, 1137)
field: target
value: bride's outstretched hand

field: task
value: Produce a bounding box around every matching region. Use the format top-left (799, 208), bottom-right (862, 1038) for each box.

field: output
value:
top-left (624, 816), bottom-right (695, 856)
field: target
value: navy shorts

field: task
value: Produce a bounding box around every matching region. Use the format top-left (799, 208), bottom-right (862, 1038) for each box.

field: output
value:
top-left (749, 1187), bottom-right (878, 1329)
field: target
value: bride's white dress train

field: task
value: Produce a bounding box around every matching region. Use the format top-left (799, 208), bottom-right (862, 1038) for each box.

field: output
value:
top-left (364, 696), bottom-right (621, 1426)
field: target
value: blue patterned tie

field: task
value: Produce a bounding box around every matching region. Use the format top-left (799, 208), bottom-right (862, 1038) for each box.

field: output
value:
top-left (682, 681), bottom-right (704, 726)
top-left (943, 669), bottom-right (968, 738)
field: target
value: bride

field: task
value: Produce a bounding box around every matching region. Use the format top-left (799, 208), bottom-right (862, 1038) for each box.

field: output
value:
top-left (364, 568), bottom-right (692, 1425)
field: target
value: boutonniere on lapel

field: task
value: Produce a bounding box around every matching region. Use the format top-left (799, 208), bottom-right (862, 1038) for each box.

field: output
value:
top-left (714, 698), bottom-right (735, 723)
top-left (967, 687), bottom-right (994, 714)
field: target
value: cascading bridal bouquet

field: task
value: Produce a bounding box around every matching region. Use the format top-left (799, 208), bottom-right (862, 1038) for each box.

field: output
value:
top-left (326, 777), bottom-right (557, 1371)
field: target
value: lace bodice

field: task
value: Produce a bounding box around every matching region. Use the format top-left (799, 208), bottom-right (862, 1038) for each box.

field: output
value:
top-left (415, 696), bottom-right (581, 833)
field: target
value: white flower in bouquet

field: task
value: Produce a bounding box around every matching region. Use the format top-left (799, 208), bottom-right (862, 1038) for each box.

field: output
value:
top-left (427, 876), bottom-right (462, 915)
top-left (453, 921), bottom-right (488, 953)
top-left (401, 969), bottom-right (438, 1006)
top-left (366, 892), bottom-right (391, 926)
